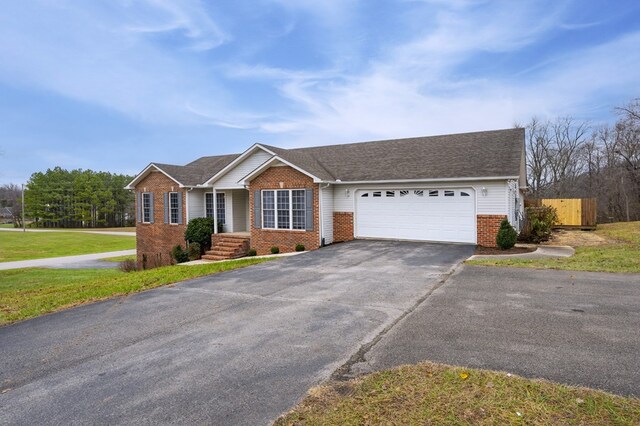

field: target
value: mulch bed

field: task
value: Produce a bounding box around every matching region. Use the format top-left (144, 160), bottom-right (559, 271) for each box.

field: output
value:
top-left (474, 246), bottom-right (537, 255)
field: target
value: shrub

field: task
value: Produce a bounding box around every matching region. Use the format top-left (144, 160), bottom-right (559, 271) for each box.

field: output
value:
top-left (520, 205), bottom-right (558, 243)
top-left (270, 246), bottom-right (280, 254)
top-left (185, 217), bottom-right (215, 252)
top-left (171, 244), bottom-right (189, 263)
top-left (118, 258), bottom-right (138, 273)
top-left (295, 244), bottom-right (305, 252)
top-left (247, 248), bottom-right (257, 256)
top-left (188, 242), bottom-right (201, 261)
top-left (496, 219), bottom-right (517, 250)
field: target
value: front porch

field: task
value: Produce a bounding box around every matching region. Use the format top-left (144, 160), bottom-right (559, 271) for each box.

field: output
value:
top-left (187, 188), bottom-right (250, 234)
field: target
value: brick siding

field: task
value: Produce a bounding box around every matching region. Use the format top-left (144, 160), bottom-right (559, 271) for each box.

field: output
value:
top-left (476, 214), bottom-right (506, 247)
top-left (333, 212), bottom-right (354, 242)
top-left (249, 166), bottom-right (320, 255)
top-left (134, 171), bottom-right (187, 268)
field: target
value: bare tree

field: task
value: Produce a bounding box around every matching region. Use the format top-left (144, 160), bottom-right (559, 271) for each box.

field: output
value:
top-left (524, 117), bottom-right (551, 196)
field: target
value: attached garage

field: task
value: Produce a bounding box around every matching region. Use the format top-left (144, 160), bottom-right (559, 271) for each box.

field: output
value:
top-left (355, 188), bottom-right (476, 243)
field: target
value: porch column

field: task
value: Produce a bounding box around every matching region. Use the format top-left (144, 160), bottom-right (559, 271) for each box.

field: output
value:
top-left (213, 188), bottom-right (218, 234)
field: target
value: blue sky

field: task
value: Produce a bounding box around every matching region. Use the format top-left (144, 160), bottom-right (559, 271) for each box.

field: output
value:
top-left (1, 0), bottom-right (639, 184)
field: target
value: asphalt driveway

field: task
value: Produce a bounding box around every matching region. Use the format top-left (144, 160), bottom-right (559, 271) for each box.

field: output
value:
top-left (355, 265), bottom-right (640, 397)
top-left (0, 240), bottom-right (473, 425)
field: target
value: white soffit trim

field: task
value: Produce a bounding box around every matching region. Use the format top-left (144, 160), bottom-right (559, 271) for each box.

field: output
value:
top-left (238, 156), bottom-right (323, 184)
top-left (202, 143), bottom-right (277, 186)
top-left (125, 163), bottom-right (185, 189)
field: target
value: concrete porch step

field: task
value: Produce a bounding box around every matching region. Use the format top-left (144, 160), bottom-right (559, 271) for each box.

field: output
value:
top-left (201, 253), bottom-right (246, 261)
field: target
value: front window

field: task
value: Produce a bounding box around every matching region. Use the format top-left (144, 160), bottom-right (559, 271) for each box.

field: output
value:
top-left (262, 189), bottom-right (305, 230)
top-left (205, 192), bottom-right (225, 225)
top-left (142, 193), bottom-right (151, 223)
top-left (169, 192), bottom-right (179, 224)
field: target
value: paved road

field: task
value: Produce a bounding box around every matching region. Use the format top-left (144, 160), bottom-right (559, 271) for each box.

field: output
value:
top-left (0, 240), bottom-right (473, 425)
top-left (0, 250), bottom-right (136, 270)
top-left (355, 265), bottom-right (640, 397)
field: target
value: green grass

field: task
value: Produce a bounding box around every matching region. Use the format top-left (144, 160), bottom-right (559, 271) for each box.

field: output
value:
top-left (276, 362), bottom-right (640, 425)
top-left (0, 224), bottom-right (15, 228)
top-left (0, 257), bottom-right (272, 325)
top-left (102, 254), bottom-right (136, 262)
top-left (0, 231), bottom-right (136, 262)
top-left (467, 221), bottom-right (640, 274)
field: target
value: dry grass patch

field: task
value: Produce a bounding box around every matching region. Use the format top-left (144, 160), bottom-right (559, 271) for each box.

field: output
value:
top-left (276, 362), bottom-right (640, 425)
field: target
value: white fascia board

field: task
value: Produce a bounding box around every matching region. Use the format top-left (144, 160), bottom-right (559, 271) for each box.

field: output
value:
top-left (125, 163), bottom-right (185, 189)
top-left (238, 156), bottom-right (323, 185)
top-left (330, 176), bottom-right (519, 185)
top-left (202, 144), bottom-right (277, 186)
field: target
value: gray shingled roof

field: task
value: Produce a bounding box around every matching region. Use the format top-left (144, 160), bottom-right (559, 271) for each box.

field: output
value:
top-left (146, 128), bottom-right (523, 186)
top-left (153, 153), bottom-right (240, 186)
top-left (291, 128), bottom-right (524, 181)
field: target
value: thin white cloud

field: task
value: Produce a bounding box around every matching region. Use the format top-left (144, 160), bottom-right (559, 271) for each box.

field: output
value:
top-left (0, 1), bottom-right (232, 124)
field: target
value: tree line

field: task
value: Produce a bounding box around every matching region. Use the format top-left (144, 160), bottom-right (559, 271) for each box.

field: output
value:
top-left (522, 97), bottom-right (640, 222)
top-left (18, 168), bottom-right (135, 228)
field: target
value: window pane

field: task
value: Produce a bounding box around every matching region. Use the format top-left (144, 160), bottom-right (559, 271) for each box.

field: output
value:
top-left (143, 193), bottom-right (151, 222)
top-left (444, 190), bottom-right (454, 197)
top-left (216, 193), bottom-right (225, 224)
top-left (263, 191), bottom-right (274, 209)
top-left (263, 210), bottom-right (275, 228)
top-left (292, 190), bottom-right (305, 230)
top-left (205, 193), bottom-right (214, 218)
top-left (170, 192), bottom-right (179, 224)
top-left (262, 191), bottom-right (275, 229)
top-left (292, 211), bottom-right (305, 230)
top-left (277, 190), bottom-right (290, 229)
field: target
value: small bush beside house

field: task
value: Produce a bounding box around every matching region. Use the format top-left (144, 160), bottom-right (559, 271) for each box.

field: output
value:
top-left (270, 246), bottom-right (280, 254)
top-left (171, 245), bottom-right (189, 263)
top-left (496, 219), bottom-right (517, 249)
top-left (520, 206), bottom-right (558, 243)
top-left (185, 217), bottom-right (215, 253)
top-left (295, 244), bottom-right (305, 252)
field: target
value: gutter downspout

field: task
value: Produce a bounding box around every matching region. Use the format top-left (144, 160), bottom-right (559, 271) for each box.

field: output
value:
top-left (319, 183), bottom-right (331, 247)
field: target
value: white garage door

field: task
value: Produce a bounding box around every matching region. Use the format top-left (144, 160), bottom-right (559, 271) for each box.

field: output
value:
top-left (355, 188), bottom-right (476, 243)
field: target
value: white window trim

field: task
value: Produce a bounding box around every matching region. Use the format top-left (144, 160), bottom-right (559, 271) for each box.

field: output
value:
top-left (142, 192), bottom-right (152, 224)
top-left (169, 192), bottom-right (179, 225)
top-left (262, 189), bottom-right (305, 231)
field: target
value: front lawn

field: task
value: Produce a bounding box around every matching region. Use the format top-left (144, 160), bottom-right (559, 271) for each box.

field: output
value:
top-left (467, 221), bottom-right (640, 274)
top-left (0, 231), bottom-right (136, 262)
top-left (0, 257), bottom-right (272, 325)
top-left (277, 362), bottom-right (640, 425)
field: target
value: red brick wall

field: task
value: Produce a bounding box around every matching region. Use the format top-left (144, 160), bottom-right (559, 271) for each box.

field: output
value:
top-left (134, 171), bottom-right (187, 268)
top-left (333, 212), bottom-right (354, 242)
top-left (477, 214), bottom-right (506, 247)
top-left (249, 166), bottom-right (320, 255)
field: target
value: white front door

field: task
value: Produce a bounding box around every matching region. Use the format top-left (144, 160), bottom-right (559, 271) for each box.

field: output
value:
top-left (355, 188), bottom-right (476, 243)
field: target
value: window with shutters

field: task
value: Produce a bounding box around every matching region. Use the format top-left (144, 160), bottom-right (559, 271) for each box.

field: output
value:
top-left (262, 189), bottom-right (305, 230)
top-left (142, 193), bottom-right (151, 223)
top-left (169, 192), bottom-right (179, 224)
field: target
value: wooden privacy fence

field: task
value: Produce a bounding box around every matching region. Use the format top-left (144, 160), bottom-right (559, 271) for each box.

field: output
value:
top-left (526, 198), bottom-right (597, 229)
